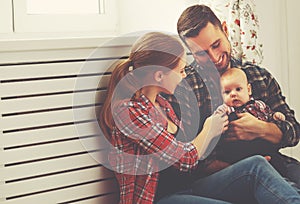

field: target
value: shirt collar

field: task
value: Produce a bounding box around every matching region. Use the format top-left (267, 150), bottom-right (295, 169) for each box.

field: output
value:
top-left (138, 94), bottom-right (169, 111)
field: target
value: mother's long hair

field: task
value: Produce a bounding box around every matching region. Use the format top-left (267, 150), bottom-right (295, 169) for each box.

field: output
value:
top-left (99, 32), bottom-right (185, 138)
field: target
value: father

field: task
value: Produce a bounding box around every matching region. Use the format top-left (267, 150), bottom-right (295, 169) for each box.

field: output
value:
top-left (171, 4), bottom-right (300, 187)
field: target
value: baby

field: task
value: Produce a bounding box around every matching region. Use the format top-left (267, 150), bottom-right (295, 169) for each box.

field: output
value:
top-left (215, 67), bottom-right (286, 175)
top-left (221, 68), bottom-right (285, 122)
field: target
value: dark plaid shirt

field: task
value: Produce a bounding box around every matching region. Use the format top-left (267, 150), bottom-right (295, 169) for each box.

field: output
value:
top-left (168, 58), bottom-right (300, 166)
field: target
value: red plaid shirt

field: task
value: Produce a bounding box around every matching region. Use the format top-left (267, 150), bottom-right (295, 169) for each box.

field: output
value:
top-left (109, 94), bottom-right (198, 204)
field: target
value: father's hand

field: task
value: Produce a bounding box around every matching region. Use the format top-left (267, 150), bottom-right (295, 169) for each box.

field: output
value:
top-left (225, 112), bottom-right (264, 141)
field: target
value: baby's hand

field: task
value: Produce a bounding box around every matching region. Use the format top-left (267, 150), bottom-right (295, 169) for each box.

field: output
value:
top-left (273, 112), bottom-right (286, 121)
top-left (214, 104), bottom-right (229, 115)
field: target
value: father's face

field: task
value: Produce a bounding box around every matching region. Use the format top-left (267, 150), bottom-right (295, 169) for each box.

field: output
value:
top-left (185, 22), bottom-right (231, 74)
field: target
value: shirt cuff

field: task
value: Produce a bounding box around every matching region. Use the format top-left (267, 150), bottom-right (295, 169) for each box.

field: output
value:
top-left (272, 119), bottom-right (293, 148)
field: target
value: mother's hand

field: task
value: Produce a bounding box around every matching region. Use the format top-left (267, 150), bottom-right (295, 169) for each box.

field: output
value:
top-left (204, 104), bottom-right (229, 138)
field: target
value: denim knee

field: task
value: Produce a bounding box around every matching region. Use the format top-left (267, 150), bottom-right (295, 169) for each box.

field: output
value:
top-left (241, 155), bottom-right (272, 173)
top-left (246, 155), bottom-right (267, 164)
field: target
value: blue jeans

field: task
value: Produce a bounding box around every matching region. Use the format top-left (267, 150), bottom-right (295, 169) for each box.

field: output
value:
top-left (157, 156), bottom-right (300, 204)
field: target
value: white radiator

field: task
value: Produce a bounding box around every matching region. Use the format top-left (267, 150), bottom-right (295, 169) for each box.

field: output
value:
top-left (0, 38), bottom-right (133, 204)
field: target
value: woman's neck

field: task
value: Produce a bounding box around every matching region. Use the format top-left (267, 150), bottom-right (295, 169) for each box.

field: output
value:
top-left (141, 86), bottom-right (160, 105)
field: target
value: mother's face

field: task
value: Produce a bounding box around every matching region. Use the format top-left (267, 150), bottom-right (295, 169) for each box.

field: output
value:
top-left (159, 56), bottom-right (187, 94)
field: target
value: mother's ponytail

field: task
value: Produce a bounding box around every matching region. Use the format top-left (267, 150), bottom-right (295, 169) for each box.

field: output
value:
top-left (99, 59), bottom-right (133, 138)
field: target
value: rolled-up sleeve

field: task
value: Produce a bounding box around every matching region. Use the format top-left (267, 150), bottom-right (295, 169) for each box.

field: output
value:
top-left (264, 71), bottom-right (300, 148)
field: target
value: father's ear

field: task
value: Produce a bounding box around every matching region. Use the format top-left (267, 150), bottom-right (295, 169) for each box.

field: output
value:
top-left (248, 83), bottom-right (252, 96)
top-left (221, 21), bottom-right (229, 37)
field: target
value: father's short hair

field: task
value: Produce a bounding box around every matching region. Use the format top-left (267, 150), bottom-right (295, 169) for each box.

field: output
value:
top-left (177, 4), bottom-right (222, 39)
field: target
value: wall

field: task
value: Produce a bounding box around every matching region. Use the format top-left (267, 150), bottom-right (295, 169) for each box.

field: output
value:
top-left (286, 0), bottom-right (300, 159)
top-left (256, 0), bottom-right (289, 95)
top-left (118, 0), bottom-right (199, 35)
top-left (256, 0), bottom-right (300, 160)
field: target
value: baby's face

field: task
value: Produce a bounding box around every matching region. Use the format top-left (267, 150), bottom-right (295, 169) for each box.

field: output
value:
top-left (221, 74), bottom-right (251, 107)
